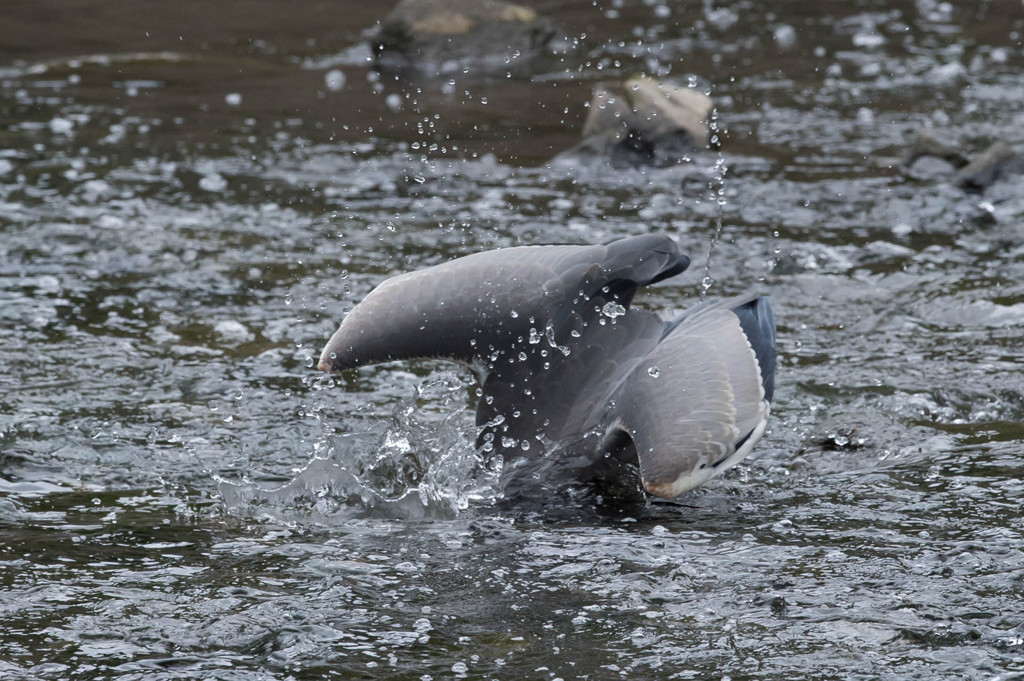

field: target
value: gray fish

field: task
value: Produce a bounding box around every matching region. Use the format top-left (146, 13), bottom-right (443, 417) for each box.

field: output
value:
top-left (319, 234), bottom-right (776, 498)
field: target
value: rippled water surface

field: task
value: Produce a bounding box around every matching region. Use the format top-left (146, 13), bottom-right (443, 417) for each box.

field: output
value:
top-left (2, 1), bottom-right (1023, 678)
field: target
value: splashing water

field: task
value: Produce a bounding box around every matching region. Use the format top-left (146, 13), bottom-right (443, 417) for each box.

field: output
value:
top-left (701, 108), bottom-right (728, 300)
top-left (219, 372), bottom-right (502, 523)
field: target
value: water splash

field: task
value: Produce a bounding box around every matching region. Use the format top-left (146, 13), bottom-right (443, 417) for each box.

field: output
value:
top-left (700, 136), bottom-right (728, 300)
top-left (219, 372), bottom-right (502, 523)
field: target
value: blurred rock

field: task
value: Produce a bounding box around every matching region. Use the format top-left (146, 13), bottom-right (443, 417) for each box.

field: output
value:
top-left (901, 130), bottom-right (969, 175)
top-left (902, 132), bottom-right (1023, 192)
top-left (564, 76), bottom-right (713, 167)
top-left (371, 0), bottom-right (558, 76)
top-left (904, 154), bottom-right (960, 181)
top-left (954, 141), bottom-right (1024, 193)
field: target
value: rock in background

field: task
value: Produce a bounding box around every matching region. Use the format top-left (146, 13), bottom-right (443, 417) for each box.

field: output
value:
top-left (901, 131), bottom-right (969, 180)
top-left (561, 76), bottom-right (713, 167)
top-left (902, 131), bottom-right (1023, 192)
top-left (955, 141), bottom-right (1024, 193)
top-left (371, 0), bottom-right (559, 77)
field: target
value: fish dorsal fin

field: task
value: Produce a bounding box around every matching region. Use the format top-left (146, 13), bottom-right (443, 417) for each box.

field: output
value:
top-left (318, 234), bottom-right (688, 373)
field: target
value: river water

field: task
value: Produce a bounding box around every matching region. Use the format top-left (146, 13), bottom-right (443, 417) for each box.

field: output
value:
top-left (2, 1), bottom-right (1023, 678)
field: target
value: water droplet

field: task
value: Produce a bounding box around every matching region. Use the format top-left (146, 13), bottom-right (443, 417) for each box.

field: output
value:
top-left (648, 366), bottom-right (661, 378)
top-left (324, 69), bottom-right (346, 92)
top-left (601, 301), bottom-right (626, 319)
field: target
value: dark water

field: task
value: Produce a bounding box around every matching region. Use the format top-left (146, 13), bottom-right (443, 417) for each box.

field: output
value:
top-left (2, 1), bottom-right (1023, 678)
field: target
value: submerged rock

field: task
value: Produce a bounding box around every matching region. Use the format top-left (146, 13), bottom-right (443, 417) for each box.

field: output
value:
top-left (370, 0), bottom-right (559, 76)
top-left (562, 76), bottom-right (713, 167)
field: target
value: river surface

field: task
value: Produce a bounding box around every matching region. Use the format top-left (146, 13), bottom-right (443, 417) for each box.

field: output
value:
top-left (2, 1), bottom-right (1023, 679)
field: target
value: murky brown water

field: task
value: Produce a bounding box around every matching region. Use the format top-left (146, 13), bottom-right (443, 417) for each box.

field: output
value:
top-left (2, 1), bottom-right (1023, 679)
